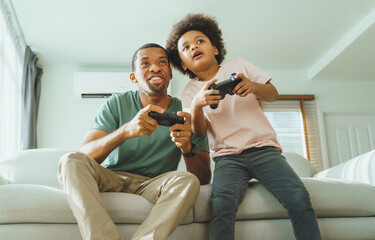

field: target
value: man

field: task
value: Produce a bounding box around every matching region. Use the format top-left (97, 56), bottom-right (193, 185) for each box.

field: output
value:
top-left (58, 43), bottom-right (211, 240)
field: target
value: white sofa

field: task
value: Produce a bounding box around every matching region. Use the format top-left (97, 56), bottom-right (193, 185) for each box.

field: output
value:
top-left (1, 148), bottom-right (375, 240)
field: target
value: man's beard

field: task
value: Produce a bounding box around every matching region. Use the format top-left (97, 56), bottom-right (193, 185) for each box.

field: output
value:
top-left (148, 82), bottom-right (166, 94)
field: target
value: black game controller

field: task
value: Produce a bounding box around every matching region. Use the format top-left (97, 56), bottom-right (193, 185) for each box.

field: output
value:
top-left (208, 73), bottom-right (242, 109)
top-left (148, 111), bottom-right (184, 126)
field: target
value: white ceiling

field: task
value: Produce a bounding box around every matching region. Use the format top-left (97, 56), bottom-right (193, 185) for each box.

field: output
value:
top-left (12, 0), bottom-right (375, 81)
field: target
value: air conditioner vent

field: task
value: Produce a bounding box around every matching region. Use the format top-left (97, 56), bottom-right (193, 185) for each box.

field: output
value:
top-left (73, 72), bottom-right (135, 99)
top-left (81, 93), bottom-right (114, 98)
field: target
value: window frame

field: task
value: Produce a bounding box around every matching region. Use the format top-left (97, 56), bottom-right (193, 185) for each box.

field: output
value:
top-left (259, 95), bottom-right (322, 171)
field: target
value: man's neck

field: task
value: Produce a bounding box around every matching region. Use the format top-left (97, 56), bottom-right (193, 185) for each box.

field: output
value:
top-left (139, 91), bottom-right (172, 111)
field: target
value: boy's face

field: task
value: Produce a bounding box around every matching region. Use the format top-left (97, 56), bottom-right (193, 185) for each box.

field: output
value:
top-left (177, 30), bottom-right (219, 74)
top-left (130, 47), bottom-right (172, 95)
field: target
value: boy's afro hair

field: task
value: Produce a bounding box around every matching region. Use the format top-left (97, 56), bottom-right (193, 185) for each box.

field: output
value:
top-left (166, 13), bottom-right (226, 79)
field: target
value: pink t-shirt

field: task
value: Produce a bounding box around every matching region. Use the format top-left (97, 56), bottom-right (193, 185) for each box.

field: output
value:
top-left (182, 58), bottom-right (282, 158)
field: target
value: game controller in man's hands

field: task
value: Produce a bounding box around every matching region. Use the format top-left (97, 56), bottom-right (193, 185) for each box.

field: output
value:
top-left (208, 73), bottom-right (242, 109)
top-left (148, 111), bottom-right (184, 126)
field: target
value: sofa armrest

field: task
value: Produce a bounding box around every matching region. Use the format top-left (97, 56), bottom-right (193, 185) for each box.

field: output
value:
top-left (314, 150), bottom-right (375, 186)
top-left (0, 174), bottom-right (9, 185)
top-left (282, 152), bottom-right (317, 177)
top-left (0, 148), bottom-right (74, 188)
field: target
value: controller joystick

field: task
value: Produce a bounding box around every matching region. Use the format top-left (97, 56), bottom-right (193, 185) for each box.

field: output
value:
top-left (208, 73), bottom-right (242, 109)
top-left (148, 111), bottom-right (184, 126)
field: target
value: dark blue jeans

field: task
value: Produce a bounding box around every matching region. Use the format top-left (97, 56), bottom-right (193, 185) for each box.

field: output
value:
top-left (209, 147), bottom-right (321, 240)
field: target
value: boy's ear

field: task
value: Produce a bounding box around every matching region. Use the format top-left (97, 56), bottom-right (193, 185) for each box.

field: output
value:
top-left (130, 73), bottom-right (138, 84)
top-left (213, 46), bottom-right (219, 56)
top-left (181, 61), bottom-right (188, 71)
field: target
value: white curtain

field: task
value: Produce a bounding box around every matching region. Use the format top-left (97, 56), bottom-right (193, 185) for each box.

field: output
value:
top-left (0, 0), bottom-right (26, 161)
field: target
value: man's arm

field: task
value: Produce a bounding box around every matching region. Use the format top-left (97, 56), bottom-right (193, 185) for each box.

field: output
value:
top-left (79, 128), bottom-right (127, 164)
top-left (183, 150), bottom-right (211, 185)
top-left (170, 111), bottom-right (212, 185)
top-left (80, 105), bottom-right (164, 164)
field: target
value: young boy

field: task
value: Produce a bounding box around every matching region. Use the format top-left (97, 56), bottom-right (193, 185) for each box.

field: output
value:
top-left (166, 14), bottom-right (321, 240)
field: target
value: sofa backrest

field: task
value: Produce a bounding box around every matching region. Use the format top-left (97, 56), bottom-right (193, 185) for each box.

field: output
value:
top-left (282, 152), bottom-right (317, 177)
top-left (0, 149), bottom-right (317, 189)
top-left (0, 148), bottom-right (73, 189)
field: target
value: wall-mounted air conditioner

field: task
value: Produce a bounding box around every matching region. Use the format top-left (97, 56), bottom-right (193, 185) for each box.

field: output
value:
top-left (73, 72), bottom-right (136, 99)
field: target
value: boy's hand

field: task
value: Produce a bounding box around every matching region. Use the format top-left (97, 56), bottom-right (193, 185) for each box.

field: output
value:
top-left (121, 105), bottom-right (163, 138)
top-left (232, 73), bottom-right (256, 97)
top-left (169, 111), bottom-right (193, 152)
top-left (192, 79), bottom-right (221, 108)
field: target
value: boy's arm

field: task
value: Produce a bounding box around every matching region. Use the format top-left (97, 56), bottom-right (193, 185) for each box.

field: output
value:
top-left (190, 79), bottom-right (221, 137)
top-left (253, 82), bottom-right (278, 102)
top-left (233, 73), bottom-right (278, 102)
top-left (191, 101), bottom-right (208, 137)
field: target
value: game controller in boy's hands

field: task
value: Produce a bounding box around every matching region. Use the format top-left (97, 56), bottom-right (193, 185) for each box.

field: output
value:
top-left (148, 111), bottom-right (185, 126)
top-left (208, 73), bottom-right (242, 109)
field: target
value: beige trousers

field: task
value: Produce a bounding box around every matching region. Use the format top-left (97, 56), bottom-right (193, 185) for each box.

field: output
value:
top-left (58, 152), bottom-right (200, 240)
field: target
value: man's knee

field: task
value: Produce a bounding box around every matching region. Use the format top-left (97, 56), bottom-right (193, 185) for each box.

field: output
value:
top-left (58, 152), bottom-right (91, 175)
top-left (175, 171), bottom-right (199, 184)
top-left (171, 171), bottom-right (200, 194)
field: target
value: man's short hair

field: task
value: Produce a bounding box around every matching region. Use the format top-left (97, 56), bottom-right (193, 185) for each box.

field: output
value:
top-left (132, 43), bottom-right (170, 71)
top-left (166, 14), bottom-right (227, 79)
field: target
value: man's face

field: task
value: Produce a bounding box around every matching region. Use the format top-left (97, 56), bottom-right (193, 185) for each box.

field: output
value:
top-left (133, 47), bottom-right (172, 95)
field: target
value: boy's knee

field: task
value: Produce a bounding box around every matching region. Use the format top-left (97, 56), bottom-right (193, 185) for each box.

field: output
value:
top-left (211, 193), bottom-right (238, 213)
top-left (288, 188), bottom-right (313, 213)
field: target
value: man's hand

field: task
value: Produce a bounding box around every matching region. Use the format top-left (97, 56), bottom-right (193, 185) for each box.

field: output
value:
top-left (169, 111), bottom-right (193, 152)
top-left (120, 105), bottom-right (164, 138)
top-left (192, 79), bottom-right (221, 108)
top-left (232, 73), bottom-right (256, 97)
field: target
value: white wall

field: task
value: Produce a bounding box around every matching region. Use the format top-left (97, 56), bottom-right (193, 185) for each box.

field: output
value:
top-left (38, 67), bottom-right (110, 149)
top-left (38, 66), bottom-right (375, 166)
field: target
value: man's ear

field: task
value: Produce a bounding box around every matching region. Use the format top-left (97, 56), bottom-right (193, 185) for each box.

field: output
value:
top-left (213, 46), bottom-right (219, 56)
top-left (130, 73), bottom-right (138, 84)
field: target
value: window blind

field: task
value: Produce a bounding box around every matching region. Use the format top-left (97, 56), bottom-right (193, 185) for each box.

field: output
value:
top-left (261, 97), bottom-right (322, 172)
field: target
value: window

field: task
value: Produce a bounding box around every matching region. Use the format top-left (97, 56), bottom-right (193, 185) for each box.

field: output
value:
top-left (0, 0), bottom-right (26, 161)
top-left (260, 95), bottom-right (322, 171)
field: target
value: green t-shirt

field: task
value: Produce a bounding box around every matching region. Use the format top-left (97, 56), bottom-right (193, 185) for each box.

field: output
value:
top-left (92, 91), bottom-right (209, 178)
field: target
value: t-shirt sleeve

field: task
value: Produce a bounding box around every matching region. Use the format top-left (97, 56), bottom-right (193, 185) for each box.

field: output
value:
top-left (91, 95), bottom-right (119, 133)
top-left (241, 58), bottom-right (272, 84)
top-left (191, 133), bottom-right (209, 152)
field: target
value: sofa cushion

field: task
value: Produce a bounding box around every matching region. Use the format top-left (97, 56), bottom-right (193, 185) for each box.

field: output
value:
top-left (0, 184), bottom-right (193, 224)
top-left (194, 178), bottom-right (375, 222)
top-left (0, 149), bottom-right (72, 189)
